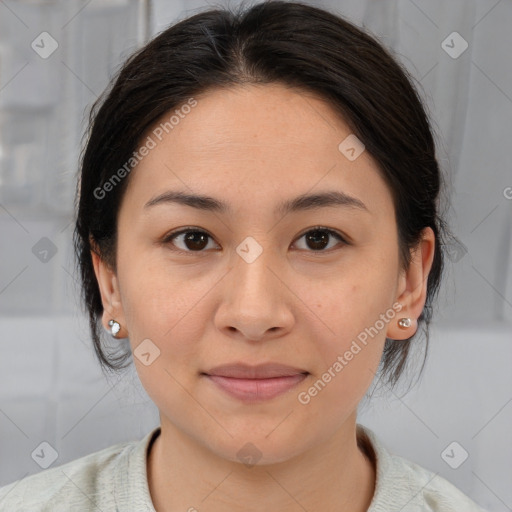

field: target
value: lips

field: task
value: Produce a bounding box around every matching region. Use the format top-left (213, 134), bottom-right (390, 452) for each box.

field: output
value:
top-left (203, 362), bottom-right (308, 379)
top-left (202, 363), bottom-right (309, 402)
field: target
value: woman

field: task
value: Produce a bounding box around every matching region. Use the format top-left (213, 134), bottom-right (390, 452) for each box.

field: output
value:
top-left (0, 1), bottom-right (487, 510)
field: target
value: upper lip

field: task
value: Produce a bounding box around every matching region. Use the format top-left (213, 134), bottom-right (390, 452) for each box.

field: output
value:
top-left (203, 363), bottom-right (309, 379)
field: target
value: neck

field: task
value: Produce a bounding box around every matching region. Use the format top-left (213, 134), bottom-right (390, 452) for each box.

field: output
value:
top-left (147, 414), bottom-right (376, 512)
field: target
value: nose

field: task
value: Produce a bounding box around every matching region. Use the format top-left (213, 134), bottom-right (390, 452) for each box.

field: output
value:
top-left (214, 246), bottom-right (294, 341)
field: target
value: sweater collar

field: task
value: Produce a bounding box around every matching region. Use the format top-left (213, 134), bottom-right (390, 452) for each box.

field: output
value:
top-left (117, 423), bottom-right (399, 512)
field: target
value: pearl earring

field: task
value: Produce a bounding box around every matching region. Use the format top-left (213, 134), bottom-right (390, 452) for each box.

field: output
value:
top-left (397, 317), bottom-right (411, 329)
top-left (108, 319), bottom-right (121, 338)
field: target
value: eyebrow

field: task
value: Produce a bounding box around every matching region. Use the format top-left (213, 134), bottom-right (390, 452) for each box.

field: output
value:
top-left (143, 189), bottom-right (369, 216)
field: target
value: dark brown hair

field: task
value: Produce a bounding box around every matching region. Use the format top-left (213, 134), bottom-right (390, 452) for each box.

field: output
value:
top-left (73, 0), bottom-right (451, 389)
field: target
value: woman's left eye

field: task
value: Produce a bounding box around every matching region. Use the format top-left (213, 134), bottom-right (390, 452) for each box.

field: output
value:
top-left (293, 227), bottom-right (347, 252)
top-left (162, 226), bottom-right (347, 253)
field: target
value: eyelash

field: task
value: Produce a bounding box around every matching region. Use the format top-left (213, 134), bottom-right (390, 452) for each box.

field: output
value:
top-left (161, 226), bottom-right (349, 255)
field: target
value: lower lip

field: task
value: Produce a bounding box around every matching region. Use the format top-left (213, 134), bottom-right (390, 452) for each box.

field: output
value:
top-left (204, 373), bottom-right (308, 402)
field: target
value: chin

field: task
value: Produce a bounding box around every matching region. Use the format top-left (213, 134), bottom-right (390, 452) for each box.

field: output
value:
top-left (202, 428), bottom-right (311, 467)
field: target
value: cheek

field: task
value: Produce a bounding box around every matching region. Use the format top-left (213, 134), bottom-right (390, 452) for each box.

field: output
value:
top-left (296, 279), bottom-right (391, 418)
top-left (299, 252), bottom-right (397, 375)
top-left (118, 263), bottom-right (207, 407)
top-left (116, 248), bottom-right (206, 354)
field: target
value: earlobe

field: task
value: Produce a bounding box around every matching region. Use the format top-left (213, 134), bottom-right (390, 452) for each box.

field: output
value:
top-left (387, 227), bottom-right (436, 341)
top-left (90, 244), bottom-right (127, 338)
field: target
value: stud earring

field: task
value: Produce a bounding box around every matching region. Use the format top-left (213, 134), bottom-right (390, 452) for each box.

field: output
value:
top-left (108, 319), bottom-right (121, 338)
top-left (397, 317), bottom-right (411, 329)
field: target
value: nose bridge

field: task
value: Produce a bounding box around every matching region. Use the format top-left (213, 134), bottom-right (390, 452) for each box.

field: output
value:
top-left (231, 235), bottom-right (280, 304)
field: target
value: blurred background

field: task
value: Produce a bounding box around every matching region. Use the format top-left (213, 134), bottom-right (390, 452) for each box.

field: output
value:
top-left (0, 0), bottom-right (511, 510)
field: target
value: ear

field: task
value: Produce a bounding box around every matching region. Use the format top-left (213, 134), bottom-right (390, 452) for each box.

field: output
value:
top-left (386, 227), bottom-right (436, 340)
top-left (90, 238), bottom-right (128, 338)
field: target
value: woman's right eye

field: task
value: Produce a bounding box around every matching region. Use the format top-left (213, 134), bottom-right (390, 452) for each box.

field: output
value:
top-left (163, 229), bottom-right (219, 253)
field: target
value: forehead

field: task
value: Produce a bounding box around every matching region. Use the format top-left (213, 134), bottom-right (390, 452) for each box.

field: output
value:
top-left (165, 84), bottom-right (350, 154)
top-left (121, 83), bottom-right (393, 218)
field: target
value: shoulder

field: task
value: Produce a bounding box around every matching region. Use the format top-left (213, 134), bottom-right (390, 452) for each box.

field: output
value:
top-left (384, 451), bottom-right (487, 511)
top-left (357, 424), bottom-right (489, 512)
top-left (0, 430), bottom-right (156, 512)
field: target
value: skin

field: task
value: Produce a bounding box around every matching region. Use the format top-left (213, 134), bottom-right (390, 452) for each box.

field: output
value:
top-left (91, 83), bottom-right (435, 511)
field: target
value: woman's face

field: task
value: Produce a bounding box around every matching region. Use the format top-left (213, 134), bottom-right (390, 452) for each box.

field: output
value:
top-left (93, 83), bottom-right (434, 464)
